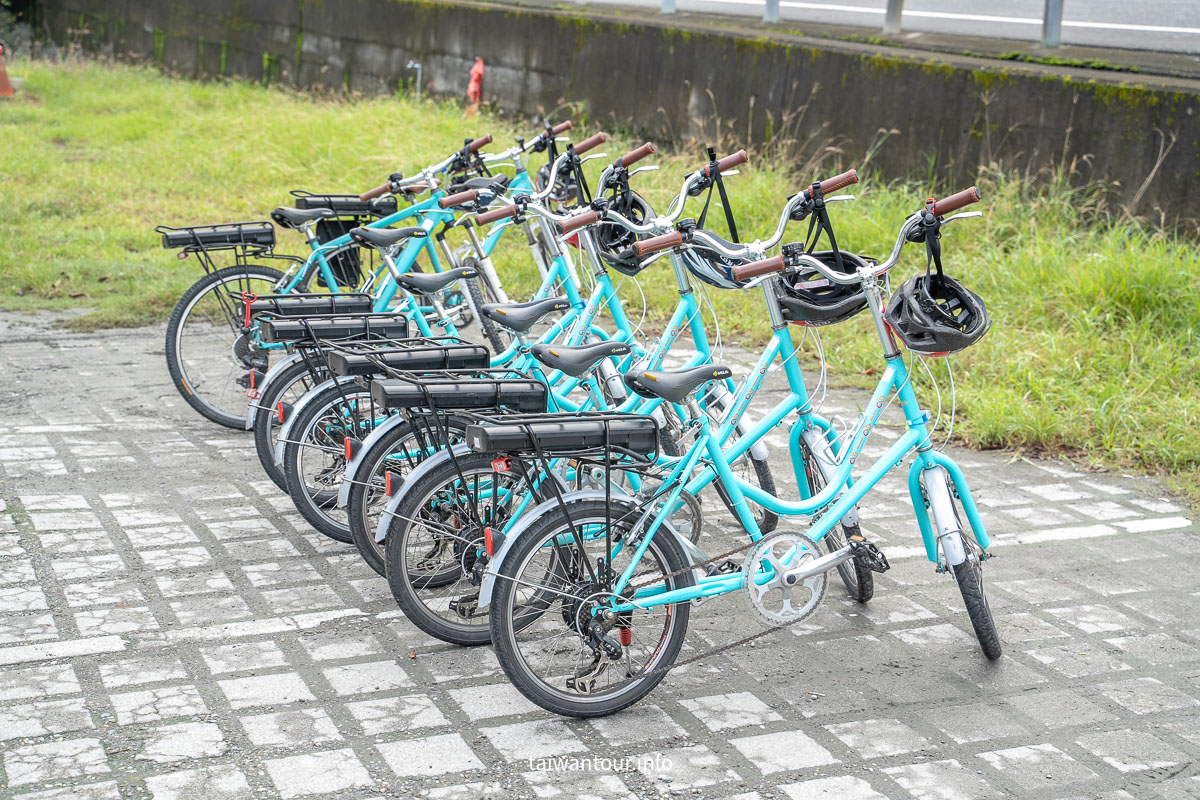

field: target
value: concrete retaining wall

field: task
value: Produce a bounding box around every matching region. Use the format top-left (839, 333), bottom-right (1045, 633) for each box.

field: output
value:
top-left (42, 0), bottom-right (1200, 220)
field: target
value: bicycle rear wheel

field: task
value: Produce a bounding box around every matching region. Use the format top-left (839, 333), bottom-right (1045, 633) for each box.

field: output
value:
top-left (385, 451), bottom-right (533, 645)
top-left (281, 383), bottom-right (376, 543)
top-left (798, 438), bottom-right (873, 603)
top-left (252, 360), bottom-right (329, 492)
top-left (347, 416), bottom-right (469, 576)
top-left (489, 498), bottom-right (694, 717)
top-left (165, 264), bottom-right (285, 429)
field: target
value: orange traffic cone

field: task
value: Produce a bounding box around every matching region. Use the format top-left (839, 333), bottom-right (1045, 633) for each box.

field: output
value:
top-left (0, 46), bottom-right (14, 98)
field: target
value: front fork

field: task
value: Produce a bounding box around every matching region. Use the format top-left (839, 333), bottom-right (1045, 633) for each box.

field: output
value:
top-left (908, 455), bottom-right (991, 568)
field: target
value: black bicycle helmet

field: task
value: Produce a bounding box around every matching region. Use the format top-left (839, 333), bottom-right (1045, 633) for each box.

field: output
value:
top-left (594, 191), bottom-right (655, 276)
top-left (676, 232), bottom-right (751, 290)
top-left (535, 162), bottom-right (580, 206)
top-left (885, 273), bottom-right (991, 355)
top-left (777, 249), bottom-right (870, 327)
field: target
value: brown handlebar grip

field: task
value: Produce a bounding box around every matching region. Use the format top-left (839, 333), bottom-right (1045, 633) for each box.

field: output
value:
top-left (573, 132), bottom-right (608, 155)
top-left (705, 149), bottom-right (748, 177)
top-left (634, 231), bottom-right (684, 258)
top-left (932, 186), bottom-right (981, 216)
top-left (730, 255), bottom-right (786, 283)
top-left (467, 134), bottom-right (493, 153)
top-left (475, 205), bottom-right (518, 226)
top-left (557, 210), bottom-right (600, 235)
top-left (819, 168), bottom-right (859, 195)
top-left (359, 183), bottom-right (390, 202)
top-left (618, 142), bottom-right (657, 168)
top-left (550, 120), bottom-right (573, 135)
top-left (439, 190), bottom-right (478, 209)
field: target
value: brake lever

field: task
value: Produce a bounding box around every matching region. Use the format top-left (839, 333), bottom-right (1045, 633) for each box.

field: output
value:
top-left (579, 153), bottom-right (609, 164)
top-left (719, 169), bottom-right (740, 177)
top-left (824, 194), bottom-right (856, 203)
top-left (628, 166), bottom-right (659, 178)
top-left (942, 211), bottom-right (983, 225)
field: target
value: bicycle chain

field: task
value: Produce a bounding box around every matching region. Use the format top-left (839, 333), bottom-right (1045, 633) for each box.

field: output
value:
top-left (612, 529), bottom-right (818, 681)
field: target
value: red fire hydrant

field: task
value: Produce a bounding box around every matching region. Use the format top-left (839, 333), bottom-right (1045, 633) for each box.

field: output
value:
top-left (467, 57), bottom-right (484, 109)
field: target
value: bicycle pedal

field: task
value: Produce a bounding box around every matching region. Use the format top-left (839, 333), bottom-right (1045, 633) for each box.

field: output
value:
top-left (704, 559), bottom-right (739, 577)
top-left (851, 540), bottom-right (891, 574)
top-left (449, 593), bottom-right (482, 619)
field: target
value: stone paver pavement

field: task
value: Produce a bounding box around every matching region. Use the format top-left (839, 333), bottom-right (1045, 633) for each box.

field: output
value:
top-left (0, 311), bottom-right (1197, 799)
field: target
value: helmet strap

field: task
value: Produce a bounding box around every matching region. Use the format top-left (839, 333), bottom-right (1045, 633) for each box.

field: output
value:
top-left (697, 146), bottom-right (740, 243)
top-left (803, 182), bottom-right (844, 274)
top-left (924, 228), bottom-right (945, 288)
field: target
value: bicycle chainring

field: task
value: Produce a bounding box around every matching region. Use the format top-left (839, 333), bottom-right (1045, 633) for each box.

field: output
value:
top-left (741, 530), bottom-right (827, 626)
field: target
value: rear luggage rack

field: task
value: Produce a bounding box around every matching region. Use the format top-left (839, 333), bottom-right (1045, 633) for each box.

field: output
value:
top-left (326, 342), bottom-right (490, 378)
top-left (291, 190), bottom-right (399, 218)
top-left (372, 369), bottom-right (548, 414)
top-left (464, 411), bottom-right (660, 459)
top-left (157, 221), bottom-right (276, 251)
top-left (258, 313), bottom-right (410, 344)
top-left (246, 293), bottom-right (374, 318)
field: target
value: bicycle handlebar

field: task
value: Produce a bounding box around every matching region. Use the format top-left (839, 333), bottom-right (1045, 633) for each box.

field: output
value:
top-left (722, 183), bottom-right (981, 286)
top-left (557, 209), bottom-right (600, 234)
top-left (467, 134), bottom-right (493, 153)
top-left (932, 186), bottom-right (981, 216)
top-left (803, 168), bottom-right (858, 199)
top-left (730, 256), bottom-right (786, 283)
top-left (574, 132), bottom-right (608, 155)
top-left (439, 189), bottom-right (478, 209)
top-left (618, 142), bottom-right (656, 168)
top-left (549, 120), bottom-right (573, 135)
top-left (632, 231), bottom-right (683, 258)
top-left (704, 149), bottom-right (748, 177)
top-left (475, 205), bottom-right (518, 226)
top-left (359, 184), bottom-right (391, 202)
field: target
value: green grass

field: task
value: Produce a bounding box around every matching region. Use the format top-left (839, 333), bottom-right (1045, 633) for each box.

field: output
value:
top-left (3, 60), bottom-right (1198, 505)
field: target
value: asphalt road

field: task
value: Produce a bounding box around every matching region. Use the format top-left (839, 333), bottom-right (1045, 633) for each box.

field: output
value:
top-left (595, 0), bottom-right (1200, 53)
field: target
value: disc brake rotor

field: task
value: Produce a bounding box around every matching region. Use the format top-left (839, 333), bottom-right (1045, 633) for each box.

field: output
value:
top-left (741, 531), bottom-right (826, 626)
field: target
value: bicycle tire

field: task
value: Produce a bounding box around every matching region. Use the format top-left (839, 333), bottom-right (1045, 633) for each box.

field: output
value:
top-left (252, 360), bottom-right (329, 492)
top-left (165, 264), bottom-right (286, 429)
top-left (347, 416), bottom-right (469, 576)
top-left (489, 498), bottom-right (694, 718)
top-left (952, 549), bottom-right (1002, 660)
top-left (384, 451), bottom-right (530, 645)
top-left (798, 439), bottom-right (873, 603)
top-left (463, 257), bottom-right (509, 354)
top-left (281, 383), bottom-right (375, 543)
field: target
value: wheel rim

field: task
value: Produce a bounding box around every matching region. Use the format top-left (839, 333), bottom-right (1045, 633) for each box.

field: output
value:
top-left (500, 510), bottom-right (683, 706)
top-left (360, 426), bottom-right (464, 558)
top-left (175, 273), bottom-right (281, 423)
top-left (296, 393), bottom-right (373, 523)
top-left (397, 464), bottom-right (527, 632)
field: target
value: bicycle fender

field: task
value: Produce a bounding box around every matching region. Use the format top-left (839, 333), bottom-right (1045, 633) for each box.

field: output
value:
top-left (799, 426), bottom-right (860, 528)
top-left (244, 351), bottom-right (305, 430)
top-left (373, 444), bottom-right (472, 543)
top-left (478, 490), bottom-right (689, 607)
top-left (272, 376), bottom-right (359, 467)
top-left (337, 413), bottom-right (414, 509)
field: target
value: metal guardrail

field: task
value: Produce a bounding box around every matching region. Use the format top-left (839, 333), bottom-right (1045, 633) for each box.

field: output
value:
top-left (661, 0), bottom-right (1070, 48)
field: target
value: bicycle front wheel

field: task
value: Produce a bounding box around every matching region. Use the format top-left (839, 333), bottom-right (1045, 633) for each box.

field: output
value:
top-left (165, 264), bottom-right (285, 429)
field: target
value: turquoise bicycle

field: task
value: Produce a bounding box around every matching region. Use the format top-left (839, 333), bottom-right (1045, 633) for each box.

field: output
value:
top-left (162, 132), bottom-right (531, 429)
top-left (481, 185), bottom-right (998, 717)
top-left (366, 151), bottom-right (786, 643)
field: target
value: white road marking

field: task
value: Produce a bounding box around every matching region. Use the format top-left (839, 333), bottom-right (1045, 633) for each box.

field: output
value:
top-left (678, 0), bottom-right (1200, 36)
